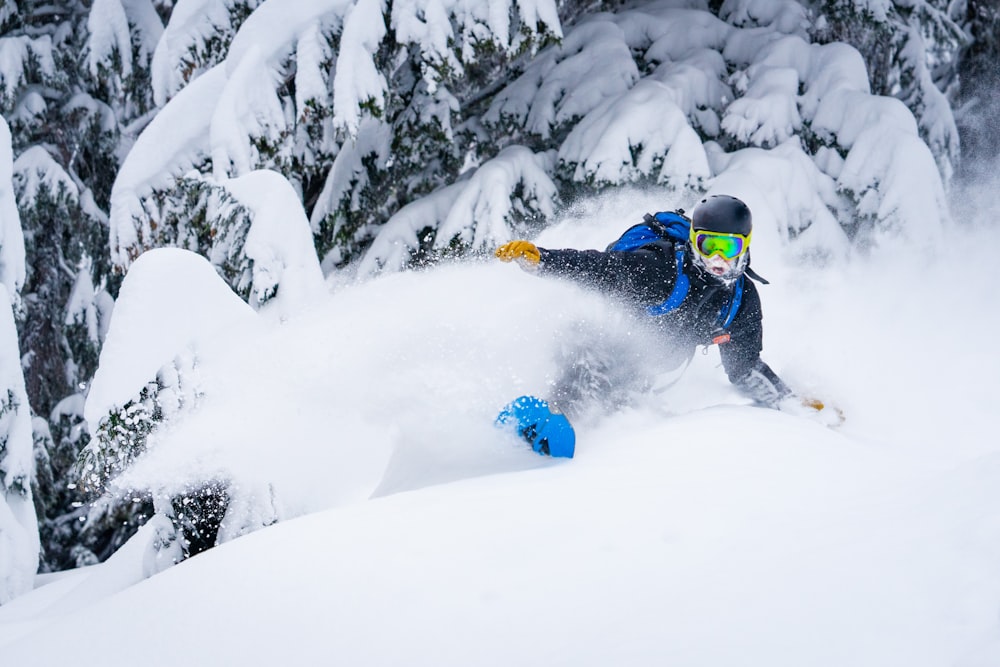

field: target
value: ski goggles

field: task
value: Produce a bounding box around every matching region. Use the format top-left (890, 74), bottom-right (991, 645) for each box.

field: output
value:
top-left (690, 229), bottom-right (751, 261)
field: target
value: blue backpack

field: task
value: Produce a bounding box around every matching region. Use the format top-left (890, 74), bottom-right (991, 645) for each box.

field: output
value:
top-left (607, 210), bottom-right (760, 335)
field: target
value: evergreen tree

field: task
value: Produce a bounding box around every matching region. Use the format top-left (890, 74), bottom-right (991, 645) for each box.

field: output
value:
top-left (1, 0), bottom-right (121, 570)
top-left (1, 115), bottom-right (39, 603)
top-left (811, 0), bottom-right (964, 184)
top-left (0, 285), bottom-right (40, 604)
top-left (0, 0), bottom-right (992, 574)
top-left (107, 0), bottom-right (562, 276)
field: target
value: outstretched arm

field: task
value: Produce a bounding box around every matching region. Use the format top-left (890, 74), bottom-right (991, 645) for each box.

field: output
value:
top-left (496, 239), bottom-right (677, 303)
top-left (720, 282), bottom-right (842, 423)
top-left (718, 280), bottom-right (784, 405)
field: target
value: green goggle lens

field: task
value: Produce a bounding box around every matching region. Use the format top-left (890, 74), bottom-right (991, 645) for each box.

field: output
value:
top-left (693, 231), bottom-right (748, 260)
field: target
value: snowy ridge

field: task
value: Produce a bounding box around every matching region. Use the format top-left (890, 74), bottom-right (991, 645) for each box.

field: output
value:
top-left (2, 189), bottom-right (999, 663)
top-left (4, 0), bottom-right (997, 660)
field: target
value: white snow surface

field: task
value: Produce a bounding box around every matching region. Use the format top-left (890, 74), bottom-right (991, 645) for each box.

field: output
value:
top-left (2, 187), bottom-right (999, 665)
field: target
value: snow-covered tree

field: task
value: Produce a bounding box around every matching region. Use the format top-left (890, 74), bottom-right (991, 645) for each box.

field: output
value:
top-left (109, 0), bottom-right (953, 283)
top-left (108, 0), bottom-right (563, 278)
top-left (0, 0), bottom-right (991, 572)
top-left (1, 117), bottom-right (41, 597)
top-left (430, 0), bottom-right (944, 263)
top-left (77, 248), bottom-right (284, 561)
top-left (1, 1), bottom-right (125, 570)
top-left (0, 116), bottom-right (24, 301)
top-left (0, 285), bottom-right (40, 604)
top-left (811, 0), bottom-right (965, 184)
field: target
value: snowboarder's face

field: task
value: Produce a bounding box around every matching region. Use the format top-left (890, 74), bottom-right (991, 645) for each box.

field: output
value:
top-left (691, 245), bottom-right (747, 286)
top-left (702, 253), bottom-right (734, 277)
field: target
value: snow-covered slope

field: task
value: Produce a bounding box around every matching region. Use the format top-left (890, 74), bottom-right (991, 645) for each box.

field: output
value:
top-left (1, 190), bottom-right (998, 665)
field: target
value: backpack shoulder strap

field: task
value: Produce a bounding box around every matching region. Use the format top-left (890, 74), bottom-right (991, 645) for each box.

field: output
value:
top-left (645, 247), bottom-right (690, 316)
top-left (717, 275), bottom-right (745, 329)
top-left (607, 216), bottom-right (668, 252)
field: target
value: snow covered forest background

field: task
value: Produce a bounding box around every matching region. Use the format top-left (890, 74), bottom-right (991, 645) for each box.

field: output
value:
top-left (0, 0), bottom-right (999, 603)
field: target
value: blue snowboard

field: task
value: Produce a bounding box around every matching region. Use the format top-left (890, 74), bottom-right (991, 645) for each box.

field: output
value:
top-left (496, 395), bottom-right (575, 458)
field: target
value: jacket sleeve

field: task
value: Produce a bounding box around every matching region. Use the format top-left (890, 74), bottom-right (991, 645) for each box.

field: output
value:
top-left (720, 280), bottom-right (793, 407)
top-left (537, 242), bottom-right (678, 304)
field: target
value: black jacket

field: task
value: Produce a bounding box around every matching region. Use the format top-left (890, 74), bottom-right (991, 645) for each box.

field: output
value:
top-left (537, 238), bottom-right (792, 405)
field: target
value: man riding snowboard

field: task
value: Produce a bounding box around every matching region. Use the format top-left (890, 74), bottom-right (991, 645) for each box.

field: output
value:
top-left (495, 194), bottom-right (836, 454)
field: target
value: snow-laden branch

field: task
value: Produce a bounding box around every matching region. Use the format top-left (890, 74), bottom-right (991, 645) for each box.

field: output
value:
top-left (357, 181), bottom-right (462, 276)
top-left (0, 35), bottom-right (55, 106)
top-left (110, 64), bottom-right (227, 267)
top-left (0, 116), bottom-right (23, 299)
top-left (214, 170), bottom-right (326, 315)
top-left (309, 117), bottom-right (392, 238)
top-left (225, 0), bottom-right (350, 74)
top-left (723, 65), bottom-right (801, 147)
top-left (719, 0), bottom-right (811, 34)
top-left (435, 146), bottom-right (557, 249)
top-left (122, 0), bottom-right (166, 58)
top-left (332, 0), bottom-right (388, 134)
top-left (836, 121), bottom-right (948, 243)
top-left (392, 0), bottom-right (561, 92)
top-left (897, 22), bottom-right (959, 183)
top-left (65, 259), bottom-right (102, 345)
top-left (358, 146), bottom-right (557, 275)
top-left (209, 45), bottom-right (286, 178)
top-left (0, 284), bottom-right (39, 605)
top-left (486, 18), bottom-right (638, 139)
top-left (12, 146), bottom-right (80, 202)
top-left (86, 0), bottom-right (137, 79)
top-left (151, 0), bottom-right (259, 106)
top-left (619, 5), bottom-right (730, 59)
top-left (558, 79), bottom-right (711, 187)
top-left (294, 19), bottom-right (335, 115)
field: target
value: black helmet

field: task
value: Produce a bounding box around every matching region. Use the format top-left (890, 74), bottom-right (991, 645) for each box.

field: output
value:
top-left (689, 195), bottom-right (752, 285)
top-left (692, 195), bottom-right (752, 235)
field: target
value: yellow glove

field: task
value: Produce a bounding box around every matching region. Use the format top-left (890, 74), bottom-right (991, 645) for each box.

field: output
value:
top-left (802, 397), bottom-right (846, 427)
top-left (495, 240), bottom-right (541, 266)
top-left (802, 398), bottom-right (826, 411)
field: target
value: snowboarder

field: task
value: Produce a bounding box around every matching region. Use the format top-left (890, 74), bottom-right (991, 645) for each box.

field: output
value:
top-left (495, 194), bottom-right (836, 437)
